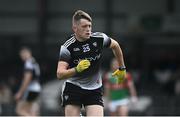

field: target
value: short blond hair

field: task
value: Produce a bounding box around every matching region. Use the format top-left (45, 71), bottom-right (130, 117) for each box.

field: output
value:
top-left (72, 10), bottom-right (92, 25)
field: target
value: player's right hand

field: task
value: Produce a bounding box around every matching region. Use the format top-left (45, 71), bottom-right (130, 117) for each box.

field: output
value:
top-left (75, 59), bottom-right (90, 73)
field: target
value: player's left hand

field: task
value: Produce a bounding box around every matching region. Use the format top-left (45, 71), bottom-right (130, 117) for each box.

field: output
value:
top-left (112, 67), bottom-right (126, 84)
top-left (14, 92), bottom-right (22, 102)
top-left (131, 96), bottom-right (138, 103)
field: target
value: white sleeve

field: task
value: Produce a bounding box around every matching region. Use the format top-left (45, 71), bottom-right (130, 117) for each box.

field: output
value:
top-left (102, 33), bottom-right (111, 48)
top-left (25, 61), bottom-right (33, 70)
top-left (59, 45), bottom-right (71, 62)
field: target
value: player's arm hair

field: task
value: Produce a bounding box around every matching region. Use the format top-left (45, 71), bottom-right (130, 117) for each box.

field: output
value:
top-left (56, 61), bottom-right (76, 80)
top-left (18, 71), bottom-right (32, 94)
top-left (109, 38), bottom-right (125, 67)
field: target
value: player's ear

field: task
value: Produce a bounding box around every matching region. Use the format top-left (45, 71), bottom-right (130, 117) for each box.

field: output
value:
top-left (72, 25), bottom-right (76, 32)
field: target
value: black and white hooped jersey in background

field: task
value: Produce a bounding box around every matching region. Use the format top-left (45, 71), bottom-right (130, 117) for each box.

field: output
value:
top-left (24, 58), bottom-right (41, 92)
top-left (59, 32), bottom-right (111, 90)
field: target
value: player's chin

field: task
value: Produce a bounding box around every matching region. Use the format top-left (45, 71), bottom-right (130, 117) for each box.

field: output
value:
top-left (83, 36), bottom-right (90, 40)
top-left (85, 34), bottom-right (91, 39)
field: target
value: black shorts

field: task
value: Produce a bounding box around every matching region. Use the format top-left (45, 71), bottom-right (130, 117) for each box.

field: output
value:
top-left (23, 91), bottom-right (39, 102)
top-left (61, 82), bottom-right (103, 107)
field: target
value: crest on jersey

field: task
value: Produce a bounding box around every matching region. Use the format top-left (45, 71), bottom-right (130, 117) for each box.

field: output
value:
top-left (93, 42), bottom-right (97, 47)
top-left (64, 95), bottom-right (69, 100)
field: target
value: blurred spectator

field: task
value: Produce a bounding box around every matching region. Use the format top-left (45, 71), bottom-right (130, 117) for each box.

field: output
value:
top-left (0, 82), bottom-right (13, 115)
top-left (0, 83), bottom-right (12, 104)
top-left (154, 68), bottom-right (172, 85)
top-left (153, 58), bottom-right (178, 96)
top-left (14, 47), bottom-right (41, 116)
top-left (7, 76), bottom-right (19, 95)
top-left (175, 80), bottom-right (180, 96)
top-left (103, 58), bottom-right (138, 116)
top-left (172, 68), bottom-right (180, 96)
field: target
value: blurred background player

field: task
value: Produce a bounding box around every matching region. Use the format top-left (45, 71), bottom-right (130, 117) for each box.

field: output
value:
top-left (14, 47), bottom-right (41, 116)
top-left (104, 58), bottom-right (138, 116)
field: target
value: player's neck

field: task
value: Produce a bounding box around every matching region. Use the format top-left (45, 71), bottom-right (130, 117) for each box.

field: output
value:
top-left (75, 34), bottom-right (88, 42)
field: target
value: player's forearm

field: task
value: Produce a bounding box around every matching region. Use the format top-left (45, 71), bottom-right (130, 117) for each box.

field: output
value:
top-left (18, 77), bottom-right (31, 94)
top-left (110, 39), bottom-right (125, 67)
top-left (129, 82), bottom-right (137, 97)
top-left (57, 68), bottom-right (76, 80)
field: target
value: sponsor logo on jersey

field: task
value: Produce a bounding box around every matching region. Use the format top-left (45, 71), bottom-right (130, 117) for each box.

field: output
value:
top-left (73, 54), bottom-right (101, 64)
top-left (73, 47), bottom-right (80, 51)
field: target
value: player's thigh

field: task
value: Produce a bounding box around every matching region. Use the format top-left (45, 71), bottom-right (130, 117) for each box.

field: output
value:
top-left (16, 100), bottom-right (29, 112)
top-left (65, 104), bottom-right (81, 116)
top-left (117, 105), bottom-right (128, 116)
top-left (85, 105), bottom-right (104, 116)
top-left (30, 101), bottom-right (40, 115)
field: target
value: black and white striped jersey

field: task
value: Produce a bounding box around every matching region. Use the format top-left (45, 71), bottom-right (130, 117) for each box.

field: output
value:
top-left (24, 58), bottom-right (41, 92)
top-left (59, 32), bottom-right (111, 90)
